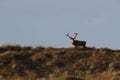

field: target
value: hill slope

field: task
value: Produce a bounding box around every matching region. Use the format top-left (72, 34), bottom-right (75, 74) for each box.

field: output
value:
top-left (0, 45), bottom-right (120, 80)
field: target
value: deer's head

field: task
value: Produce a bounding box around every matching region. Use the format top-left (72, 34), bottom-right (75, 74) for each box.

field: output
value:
top-left (66, 33), bottom-right (78, 43)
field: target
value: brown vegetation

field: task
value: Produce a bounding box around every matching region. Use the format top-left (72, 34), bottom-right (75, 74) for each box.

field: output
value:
top-left (0, 45), bottom-right (120, 80)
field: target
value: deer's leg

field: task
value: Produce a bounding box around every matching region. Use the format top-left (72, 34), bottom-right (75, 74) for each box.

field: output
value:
top-left (83, 44), bottom-right (87, 48)
top-left (74, 45), bottom-right (78, 48)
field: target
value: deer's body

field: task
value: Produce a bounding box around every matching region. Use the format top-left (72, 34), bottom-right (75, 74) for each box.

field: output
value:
top-left (72, 40), bottom-right (86, 48)
top-left (66, 33), bottom-right (86, 48)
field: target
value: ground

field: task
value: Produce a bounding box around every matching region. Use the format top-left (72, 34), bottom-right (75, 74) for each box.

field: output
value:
top-left (0, 45), bottom-right (120, 80)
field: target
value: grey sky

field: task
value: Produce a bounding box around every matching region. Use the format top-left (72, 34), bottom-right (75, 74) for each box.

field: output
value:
top-left (0, 0), bottom-right (120, 49)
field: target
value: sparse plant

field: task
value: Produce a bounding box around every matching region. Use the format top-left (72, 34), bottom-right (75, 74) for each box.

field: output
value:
top-left (33, 46), bottom-right (44, 53)
top-left (0, 44), bottom-right (120, 80)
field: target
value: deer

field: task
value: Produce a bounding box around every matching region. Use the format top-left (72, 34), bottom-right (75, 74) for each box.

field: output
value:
top-left (66, 33), bottom-right (86, 48)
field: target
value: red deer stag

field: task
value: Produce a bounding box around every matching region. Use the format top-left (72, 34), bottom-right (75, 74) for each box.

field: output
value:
top-left (66, 33), bottom-right (86, 48)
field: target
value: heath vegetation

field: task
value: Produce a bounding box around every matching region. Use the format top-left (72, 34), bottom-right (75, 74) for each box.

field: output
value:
top-left (0, 44), bottom-right (120, 80)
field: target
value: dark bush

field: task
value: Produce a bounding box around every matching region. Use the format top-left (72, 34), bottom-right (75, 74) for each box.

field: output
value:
top-left (54, 62), bottom-right (65, 68)
top-left (66, 76), bottom-right (83, 80)
top-left (22, 46), bottom-right (33, 51)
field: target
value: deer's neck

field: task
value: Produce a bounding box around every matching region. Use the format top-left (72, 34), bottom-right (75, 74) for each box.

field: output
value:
top-left (70, 39), bottom-right (74, 43)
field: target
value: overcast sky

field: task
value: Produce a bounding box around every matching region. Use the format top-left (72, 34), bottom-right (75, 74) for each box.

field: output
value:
top-left (0, 0), bottom-right (120, 49)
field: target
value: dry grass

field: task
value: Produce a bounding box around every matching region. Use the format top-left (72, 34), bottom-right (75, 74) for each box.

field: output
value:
top-left (0, 44), bottom-right (120, 80)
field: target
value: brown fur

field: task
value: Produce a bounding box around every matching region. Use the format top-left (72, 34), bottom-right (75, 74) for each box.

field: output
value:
top-left (66, 33), bottom-right (86, 48)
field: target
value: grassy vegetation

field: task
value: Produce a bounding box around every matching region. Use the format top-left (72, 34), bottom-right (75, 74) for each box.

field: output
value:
top-left (0, 44), bottom-right (120, 80)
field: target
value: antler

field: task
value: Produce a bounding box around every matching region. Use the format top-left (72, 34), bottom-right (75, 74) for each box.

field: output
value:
top-left (73, 33), bottom-right (78, 39)
top-left (66, 33), bottom-right (71, 39)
